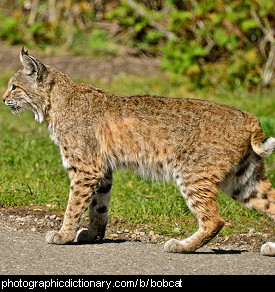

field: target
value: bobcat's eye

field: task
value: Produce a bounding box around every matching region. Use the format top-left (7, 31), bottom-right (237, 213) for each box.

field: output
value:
top-left (11, 84), bottom-right (17, 91)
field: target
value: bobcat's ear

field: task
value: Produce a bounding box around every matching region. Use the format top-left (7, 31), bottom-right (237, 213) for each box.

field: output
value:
top-left (20, 47), bottom-right (47, 82)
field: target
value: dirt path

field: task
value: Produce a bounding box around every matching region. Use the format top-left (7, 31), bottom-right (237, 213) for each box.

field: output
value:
top-left (0, 206), bottom-right (275, 275)
top-left (1, 226), bottom-right (274, 275)
top-left (1, 205), bottom-right (273, 252)
top-left (0, 46), bottom-right (161, 82)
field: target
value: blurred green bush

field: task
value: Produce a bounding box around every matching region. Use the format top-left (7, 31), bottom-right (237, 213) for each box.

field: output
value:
top-left (0, 0), bottom-right (274, 88)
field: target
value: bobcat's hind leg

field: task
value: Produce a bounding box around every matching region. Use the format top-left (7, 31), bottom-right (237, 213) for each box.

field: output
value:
top-left (164, 180), bottom-right (224, 253)
top-left (240, 178), bottom-right (275, 219)
top-left (232, 179), bottom-right (275, 256)
top-left (221, 151), bottom-right (275, 256)
top-left (77, 171), bottom-right (112, 243)
top-left (237, 179), bottom-right (275, 256)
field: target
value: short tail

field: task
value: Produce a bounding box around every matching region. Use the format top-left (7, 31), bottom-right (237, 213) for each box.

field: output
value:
top-left (250, 117), bottom-right (275, 157)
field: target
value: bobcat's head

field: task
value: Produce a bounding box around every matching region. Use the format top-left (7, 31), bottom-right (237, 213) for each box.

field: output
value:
top-left (2, 47), bottom-right (51, 123)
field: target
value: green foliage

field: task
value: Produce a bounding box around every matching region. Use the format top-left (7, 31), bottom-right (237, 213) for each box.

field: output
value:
top-left (87, 28), bottom-right (115, 56)
top-left (0, 12), bottom-right (25, 44)
top-left (106, 0), bottom-right (274, 88)
top-left (0, 0), bottom-right (274, 88)
top-left (161, 0), bottom-right (273, 88)
top-left (162, 40), bottom-right (207, 86)
top-left (105, 0), bottom-right (163, 51)
top-left (72, 28), bottom-right (115, 56)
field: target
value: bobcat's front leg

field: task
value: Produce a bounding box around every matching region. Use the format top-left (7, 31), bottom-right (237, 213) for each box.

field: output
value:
top-left (77, 170), bottom-right (112, 243)
top-left (46, 169), bottom-right (101, 244)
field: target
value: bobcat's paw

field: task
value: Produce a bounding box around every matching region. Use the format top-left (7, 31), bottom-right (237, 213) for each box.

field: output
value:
top-left (260, 242), bottom-right (275, 256)
top-left (164, 238), bottom-right (195, 253)
top-left (45, 230), bottom-right (75, 244)
top-left (76, 228), bottom-right (104, 243)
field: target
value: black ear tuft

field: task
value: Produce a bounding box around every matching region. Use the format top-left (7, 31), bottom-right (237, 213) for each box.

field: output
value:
top-left (21, 46), bottom-right (29, 57)
top-left (19, 47), bottom-right (47, 82)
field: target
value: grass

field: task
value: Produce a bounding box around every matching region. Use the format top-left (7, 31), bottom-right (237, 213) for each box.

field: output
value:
top-left (0, 72), bottom-right (274, 240)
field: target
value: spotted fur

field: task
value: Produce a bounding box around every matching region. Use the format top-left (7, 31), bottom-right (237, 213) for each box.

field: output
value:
top-left (2, 48), bottom-right (274, 255)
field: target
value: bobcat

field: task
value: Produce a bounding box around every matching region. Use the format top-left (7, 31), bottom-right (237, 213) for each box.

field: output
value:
top-left (3, 48), bottom-right (275, 256)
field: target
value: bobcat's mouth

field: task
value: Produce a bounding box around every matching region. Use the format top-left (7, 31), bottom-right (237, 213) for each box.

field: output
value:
top-left (11, 107), bottom-right (22, 114)
top-left (5, 100), bottom-right (21, 113)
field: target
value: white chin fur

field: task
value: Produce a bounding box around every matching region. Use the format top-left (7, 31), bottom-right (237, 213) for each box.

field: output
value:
top-left (34, 110), bottom-right (44, 123)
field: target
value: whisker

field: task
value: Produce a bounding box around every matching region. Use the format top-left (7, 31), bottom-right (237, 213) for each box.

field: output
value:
top-left (15, 108), bottom-right (24, 123)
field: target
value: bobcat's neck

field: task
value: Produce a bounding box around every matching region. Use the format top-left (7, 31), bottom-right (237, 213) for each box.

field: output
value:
top-left (43, 67), bottom-right (106, 146)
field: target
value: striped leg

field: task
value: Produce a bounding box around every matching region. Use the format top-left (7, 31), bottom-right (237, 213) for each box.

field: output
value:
top-left (77, 171), bottom-right (112, 243)
top-left (46, 169), bottom-right (102, 244)
top-left (221, 151), bottom-right (275, 219)
top-left (220, 150), bottom-right (275, 256)
top-left (165, 176), bottom-right (224, 253)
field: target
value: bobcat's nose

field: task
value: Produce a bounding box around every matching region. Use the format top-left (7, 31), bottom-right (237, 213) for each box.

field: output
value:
top-left (2, 96), bottom-right (7, 103)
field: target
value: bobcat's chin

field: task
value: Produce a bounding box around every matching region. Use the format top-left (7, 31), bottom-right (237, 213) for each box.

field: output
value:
top-left (11, 106), bottom-right (24, 115)
top-left (4, 100), bottom-right (21, 114)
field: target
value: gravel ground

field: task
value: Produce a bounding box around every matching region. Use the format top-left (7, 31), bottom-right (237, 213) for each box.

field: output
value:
top-left (0, 207), bottom-right (274, 276)
top-left (0, 205), bottom-right (273, 252)
top-left (1, 223), bottom-right (274, 275)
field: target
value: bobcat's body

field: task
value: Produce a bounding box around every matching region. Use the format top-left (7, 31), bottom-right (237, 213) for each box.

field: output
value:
top-left (3, 48), bottom-right (275, 256)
